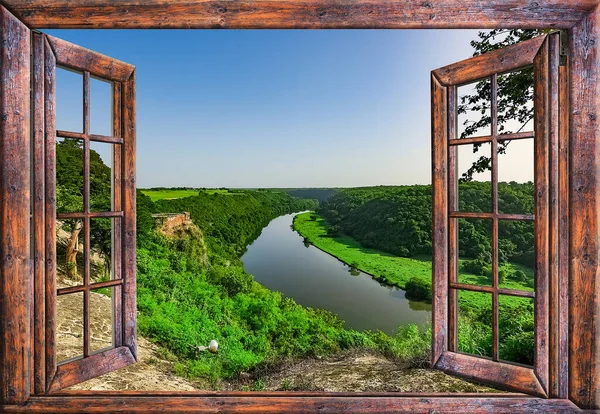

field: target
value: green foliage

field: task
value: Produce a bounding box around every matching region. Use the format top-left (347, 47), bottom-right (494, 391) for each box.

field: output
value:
top-left (318, 184), bottom-right (534, 268)
top-left (153, 190), bottom-right (317, 261)
top-left (460, 29), bottom-right (544, 181)
top-left (404, 277), bottom-right (432, 302)
top-left (294, 206), bottom-right (535, 367)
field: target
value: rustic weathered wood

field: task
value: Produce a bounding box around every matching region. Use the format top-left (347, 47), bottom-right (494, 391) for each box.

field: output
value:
top-left (46, 35), bottom-right (134, 82)
top-left (556, 36), bottom-right (570, 401)
top-left (57, 211), bottom-right (123, 219)
top-left (569, 5), bottom-right (600, 409)
top-left (33, 32), bottom-right (137, 392)
top-left (0, 4), bottom-right (31, 405)
top-left (122, 71), bottom-right (137, 360)
top-left (47, 347), bottom-right (135, 393)
top-left (113, 82), bottom-right (123, 348)
top-left (447, 85), bottom-right (458, 353)
top-left (3, 393), bottom-right (581, 413)
top-left (32, 32), bottom-right (46, 396)
top-left (430, 74), bottom-right (447, 366)
top-left (56, 279), bottom-right (123, 296)
top-left (431, 33), bottom-right (559, 399)
top-left (448, 131), bottom-right (534, 146)
top-left (490, 73), bottom-right (499, 362)
top-left (83, 71), bottom-right (91, 359)
top-left (533, 35), bottom-right (551, 397)
top-left (547, 32), bottom-right (564, 400)
top-left (435, 352), bottom-right (546, 397)
top-left (56, 130), bottom-right (123, 145)
top-left (2, 0), bottom-right (597, 29)
top-left (433, 36), bottom-right (545, 87)
top-left (43, 36), bottom-right (57, 395)
top-left (449, 211), bottom-right (535, 221)
top-left (448, 283), bottom-right (536, 299)
top-left (0, 1), bottom-right (597, 411)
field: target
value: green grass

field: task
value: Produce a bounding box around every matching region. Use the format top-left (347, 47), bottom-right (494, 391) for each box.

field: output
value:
top-left (141, 189), bottom-right (201, 201)
top-left (293, 212), bottom-right (534, 314)
top-left (293, 212), bottom-right (432, 289)
top-left (141, 189), bottom-right (241, 202)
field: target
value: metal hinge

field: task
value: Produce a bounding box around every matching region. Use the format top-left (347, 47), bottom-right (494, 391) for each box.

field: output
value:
top-left (559, 30), bottom-right (568, 66)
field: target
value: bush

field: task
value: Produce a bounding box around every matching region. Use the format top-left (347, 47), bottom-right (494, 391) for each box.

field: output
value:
top-left (404, 277), bottom-right (432, 302)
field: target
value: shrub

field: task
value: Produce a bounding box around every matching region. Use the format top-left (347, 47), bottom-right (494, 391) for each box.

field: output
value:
top-left (404, 277), bottom-right (432, 302)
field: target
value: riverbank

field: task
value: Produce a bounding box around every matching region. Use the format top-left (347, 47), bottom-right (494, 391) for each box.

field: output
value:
top-left (293, 212), bottom-right (432, 292)
top-left (293, 212), bottom-right (534, 311)
top-left (293, 211), bottom-right (537, 365)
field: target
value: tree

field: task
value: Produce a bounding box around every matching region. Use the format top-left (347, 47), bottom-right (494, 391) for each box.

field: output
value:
top-left (460, 29), bottom-right (545, 182)
top-left (56, 138), bottom-right (113, 281)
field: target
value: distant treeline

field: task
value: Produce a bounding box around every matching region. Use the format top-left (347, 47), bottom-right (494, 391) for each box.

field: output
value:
top-left (319, 183), bottom-right (534, 268)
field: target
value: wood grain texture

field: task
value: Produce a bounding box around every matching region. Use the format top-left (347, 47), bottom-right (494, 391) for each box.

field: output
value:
top-left (122, 72), bottom-right (137, 360)
top-left (556, 38), bottom-right (570, 401)
top-left (46, 35), bottom-right (134, 82)
top-left (533, 35), bottom-right (550, 397)
top-left (32, 32), bottom-right (46, 397)
top-left (0, 4), bottom-right (31, 405)
top-left (3, 394), bottom-right (581, 413)
top-left (447, 85), bottom-right (458, 353)
top-left (43, 36), bottom-right (57, 394)
top-left (113, 82), bottom-right (123, 348)
top-left (430, 74), bottom-right (447, 366)
top-left (56, 130), bottom-right (123, 145)
top-left (433, 36), bottom-right (545, 87)
top-left (2, 0), bottom-right (597, 29)
top-left (435, 352), bottom-right (546, 397)
top-left (47, 347), bottom-right (135, 393)
top-left (569, 5), bottom-right (600, 409)
top-left (547, 32), bottom-right (566, 400)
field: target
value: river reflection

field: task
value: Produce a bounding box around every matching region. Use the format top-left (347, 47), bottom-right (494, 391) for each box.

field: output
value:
top-left (242, 213), bottom-right (432, 335)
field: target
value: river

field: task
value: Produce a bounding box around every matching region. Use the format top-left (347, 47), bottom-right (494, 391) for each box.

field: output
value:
top-left (241, 213), bottom-right (432, 335)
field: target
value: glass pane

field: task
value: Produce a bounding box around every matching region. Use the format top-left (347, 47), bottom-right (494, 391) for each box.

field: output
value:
top-left (91, 218), bottom-right (113, 283)
top-left (57, 292), bottom-right (84, 364)
top-left (497, 67), bottom-right (534, 135)
top-left (498, 220), bottom-right (535, 291)
top-left (457, 77), bottom-right (492, 139)
top-left (57, 219), bottom-right (84, 288)
top-left (56, 137), bottom-right (84, 213)
top-left (457, 143), bottom-right (491, 212)
top-left (90, 140), bottom-right (113, 212)
top-left (498, 138), bottom-right (534, 214)
top-left (458, 218), bottom-right (492, 286)
top-left (499, 295), bottom-right (534, 366)
top-left (457, 290), bottom-right (492, 358)
top-left (56, 67), bottom-right (83, 133)
top-left (90, 76), bottom-right (113, 136)
top-left (90, 287), bottom-right (114, 354)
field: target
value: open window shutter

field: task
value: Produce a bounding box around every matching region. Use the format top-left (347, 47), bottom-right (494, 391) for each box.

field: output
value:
top-left (431, 32), bottom-right (567, 397)
top-left (31, 32), bottom-right (137, 393)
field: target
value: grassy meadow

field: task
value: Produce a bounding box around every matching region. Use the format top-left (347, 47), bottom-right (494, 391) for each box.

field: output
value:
top-left (141, 188), bottom-right (240, 201)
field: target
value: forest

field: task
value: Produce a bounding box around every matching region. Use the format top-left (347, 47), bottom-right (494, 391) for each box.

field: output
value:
top-left (293, 183), bottom-right (535, 365)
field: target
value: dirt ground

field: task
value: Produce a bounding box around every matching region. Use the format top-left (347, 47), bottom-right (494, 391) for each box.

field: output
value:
top-left (58, 290), bottom-right (498, 393)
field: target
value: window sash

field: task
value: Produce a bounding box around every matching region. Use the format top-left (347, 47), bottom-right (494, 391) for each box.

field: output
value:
top-left (31, 32), bottom-right (137, 394)
top-left (430, 33), bottom-right (567, 397)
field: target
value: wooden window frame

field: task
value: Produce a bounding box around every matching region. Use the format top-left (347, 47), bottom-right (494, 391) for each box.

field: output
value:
top-left (430, 34), bottom-right (565, 397)
top-left (32, 33), bottom-right (138, 394)
top-left (0, 1), bottom-right (598, 412)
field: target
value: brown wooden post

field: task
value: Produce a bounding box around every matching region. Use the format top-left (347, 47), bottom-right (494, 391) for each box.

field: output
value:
top-left (122, 71), bottom-right (137, 360)
top-left (431, 73), bottom-right (447, 366)
top-left (0, 4), bottom-right (31, 405)
top-left (569, 4), bottom-right (600, 409)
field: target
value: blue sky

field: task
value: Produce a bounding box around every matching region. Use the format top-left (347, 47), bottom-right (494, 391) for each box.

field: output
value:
top-left (48, 30), bottom-right (534, 188)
